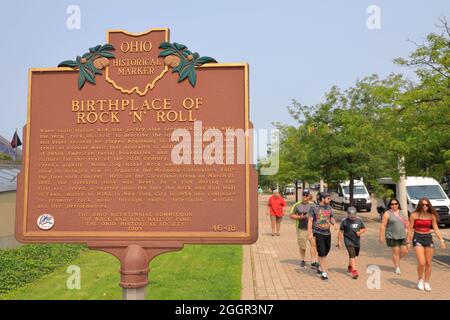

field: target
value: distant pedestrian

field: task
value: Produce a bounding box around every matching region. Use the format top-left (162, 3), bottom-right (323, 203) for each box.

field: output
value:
top-left (379, 198), bottom-right (409, 274)
top-left (338, 207), bottom-right (366, 279)
top-left (308, 192), bottom-right (337, 281)
top-left (290, 189), bottom-right (318, 268)
top-left (267, 189), bottom-right (286, 236)
top-left (407, 198), bottom-right (446, 292)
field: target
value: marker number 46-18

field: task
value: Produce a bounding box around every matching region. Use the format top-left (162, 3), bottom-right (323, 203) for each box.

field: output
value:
top-left (212, 224), bottom-right (236, 232)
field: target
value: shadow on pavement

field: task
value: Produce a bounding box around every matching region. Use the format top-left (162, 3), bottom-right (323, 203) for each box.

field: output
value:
top-left (388, 278), bottom-right (417, 289)
top-left (367, 264), bottom-right (395, 273)
top-left (280, 259), bottom-right (301, 266)
top-left (328, 267), bottom-right (350, 275)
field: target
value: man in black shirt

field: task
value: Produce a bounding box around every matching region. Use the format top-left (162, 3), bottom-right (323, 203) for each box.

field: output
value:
top-left (338, 207), bottom-right (366, 279)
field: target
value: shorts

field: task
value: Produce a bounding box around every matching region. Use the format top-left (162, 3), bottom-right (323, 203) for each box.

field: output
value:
top-left (346, 246), bottom-right (360, 258)
top-left (296, 229), bottom-right (308, 251)
top-left (386, 238), bottom-right (407, 248)
top-left (315, 233), bottom-right (331, 257)
top-left (413, 232), bottom-right (434, 248)
top-left (270, 215), bottom-right (283, 223)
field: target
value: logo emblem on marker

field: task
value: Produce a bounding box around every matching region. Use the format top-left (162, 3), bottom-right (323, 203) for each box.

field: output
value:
top-left (37, 214), bottom-right (55, 230)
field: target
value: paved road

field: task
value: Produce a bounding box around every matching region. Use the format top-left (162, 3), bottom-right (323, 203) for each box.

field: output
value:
top-left (247, 194), bottom-right (450, 300)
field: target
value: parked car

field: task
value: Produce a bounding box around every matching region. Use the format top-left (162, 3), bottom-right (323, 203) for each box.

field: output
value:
top-left (376, 177), bottom-right (450, 226)
top-left (285, 186), bottom-right (295, 195)
top-left (330, 180), bottom-right (372, 212)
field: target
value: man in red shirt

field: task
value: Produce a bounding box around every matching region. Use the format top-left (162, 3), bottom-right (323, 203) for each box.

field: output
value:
top-left (267, 189), bottom-right (286, 236)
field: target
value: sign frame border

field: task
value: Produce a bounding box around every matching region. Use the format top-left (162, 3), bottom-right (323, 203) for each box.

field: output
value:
top-left (20, 63), bottom-right (252, 240)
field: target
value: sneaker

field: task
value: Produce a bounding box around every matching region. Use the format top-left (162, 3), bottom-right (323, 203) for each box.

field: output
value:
top-left (424, 282), bottom-right (432, 292)
top-left (311, 262), bottom-right (319, 269)
top-left (417, 280), bottom-right (425, 291)
top-left (347, 265), bottom-right (353, 273)
top-left (395, 267), bottom-right (401, 275)
top-left (300, 260), bottom-right (306, 268)
top-left (351, 269), bottom-right (359, 279)
top-left (276, 232), bottom-right (280, 236)
top-left (271, 233), bottom-right (275, 237)
top-left (321, 272), bottom-right (329, 281)
top-left (317, 268), bottom-right (323, 275)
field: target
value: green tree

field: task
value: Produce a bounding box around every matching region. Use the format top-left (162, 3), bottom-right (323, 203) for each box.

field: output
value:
top-left (392, 17), bottom-right (450, 180)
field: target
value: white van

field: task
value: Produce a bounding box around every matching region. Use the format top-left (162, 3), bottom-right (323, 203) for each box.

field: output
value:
top-left (376, 176), bottom-right (450, 225)
top-left (330, 180), bottom-right (372, 212)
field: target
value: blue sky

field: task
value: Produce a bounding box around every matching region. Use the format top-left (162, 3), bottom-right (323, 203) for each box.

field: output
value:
top-left (0, 0), bottom-right (449, 144)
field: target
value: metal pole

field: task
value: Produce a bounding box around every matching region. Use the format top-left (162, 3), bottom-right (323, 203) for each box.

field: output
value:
top-left (123, 287), bottom-right (147, 300)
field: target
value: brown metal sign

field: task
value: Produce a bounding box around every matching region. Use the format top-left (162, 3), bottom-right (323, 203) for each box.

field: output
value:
top-left (15, 28), bottom-right (258, 246)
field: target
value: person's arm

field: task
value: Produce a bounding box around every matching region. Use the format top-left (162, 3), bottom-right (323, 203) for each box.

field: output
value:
top-left (432, 215), bottom-right (447, 249)
top-left (298, 212), bottom-right (309, 220)
top-left (308, 216), bottom-right (313, 241)
top-left (330, 210), bottom-right (338, 231)
top-left (379, 212), bottom-right (389, 244)
top-left (290, 204), bottom-right (300, 220)
top-left (356, 227), bottom-right (366, 237)
top-left (282, 198), bottom-right (286, 215)
top-left (406, 212), bottom-right (417, 246)
top-left (337, 230), bottom-right (344, 249)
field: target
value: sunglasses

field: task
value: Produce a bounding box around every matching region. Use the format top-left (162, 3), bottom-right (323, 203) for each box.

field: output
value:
top-left (390, 202), bottom-right (399, 206)
top-left (421, 203), bottom-right (429, 207)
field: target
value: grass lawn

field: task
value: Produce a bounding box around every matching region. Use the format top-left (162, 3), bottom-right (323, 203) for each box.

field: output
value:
top-left (2, 244), bottom-right (242, 300)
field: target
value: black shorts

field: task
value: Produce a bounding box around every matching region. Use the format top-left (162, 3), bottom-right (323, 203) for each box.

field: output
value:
top-left (386, 238), bottom-right (407, 247)
top-left (315, 233), bottom-right (331, 257)
top-left (413, 232), bottom-right (434, 248)
top-left (346, 246), bottom-right (360, 258)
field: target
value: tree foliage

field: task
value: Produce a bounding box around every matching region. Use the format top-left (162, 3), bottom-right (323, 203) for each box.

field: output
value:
top-left (261, 17), bottom-right (450, 196)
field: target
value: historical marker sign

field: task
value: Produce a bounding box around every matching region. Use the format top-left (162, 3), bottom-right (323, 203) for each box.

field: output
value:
top-left (15, 28), bottom-right (258, 246)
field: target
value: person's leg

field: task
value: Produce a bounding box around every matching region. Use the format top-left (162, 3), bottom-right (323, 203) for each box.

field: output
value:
top-left (424, 247), bottom-right (434, 283)
top-left (319, 257), bottom-right (328, 273)
top-left (276, 217), bottom-right (282, 235)
top-left (414, 246), bottom-right (426, 281)
top-left (391, 246), bottom-right (400, 269)
top-left (299, 248), bottom-right (306, 260)
top-left (320, 235), bottom-right (331, 274)
top-left (350, 258), bottom-right (356, 270)
top-left (346, 246), bottom-right (356, 270)
top-left (400, 244), bottom-right (409, 259)
top-left (270, 216), bottom-right (276, 235)
top-left (297, 230), bottom-right (306, 261)
top-left (354, 247), bottom-right (360, 271)
top-left (309, 237), bottom-right (318, 264)
top-left (315, 234), bottom-right (325, 272)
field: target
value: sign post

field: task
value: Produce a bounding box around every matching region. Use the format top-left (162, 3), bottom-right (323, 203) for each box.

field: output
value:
top-left (15, 27), bottom-right (258, 300)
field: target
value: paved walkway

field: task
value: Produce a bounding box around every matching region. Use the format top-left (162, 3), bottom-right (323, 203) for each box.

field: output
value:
top-left (246, 194), bottom-right (450, 300)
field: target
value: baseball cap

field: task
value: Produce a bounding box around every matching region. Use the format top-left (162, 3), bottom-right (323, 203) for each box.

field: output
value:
top-left (302, 189), bottom-right (310, 196)
top-left (347, 206), bottom-right (357, 218)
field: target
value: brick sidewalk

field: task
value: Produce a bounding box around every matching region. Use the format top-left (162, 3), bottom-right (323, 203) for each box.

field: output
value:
top-left (247, 194), bottom-right (450, 300)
